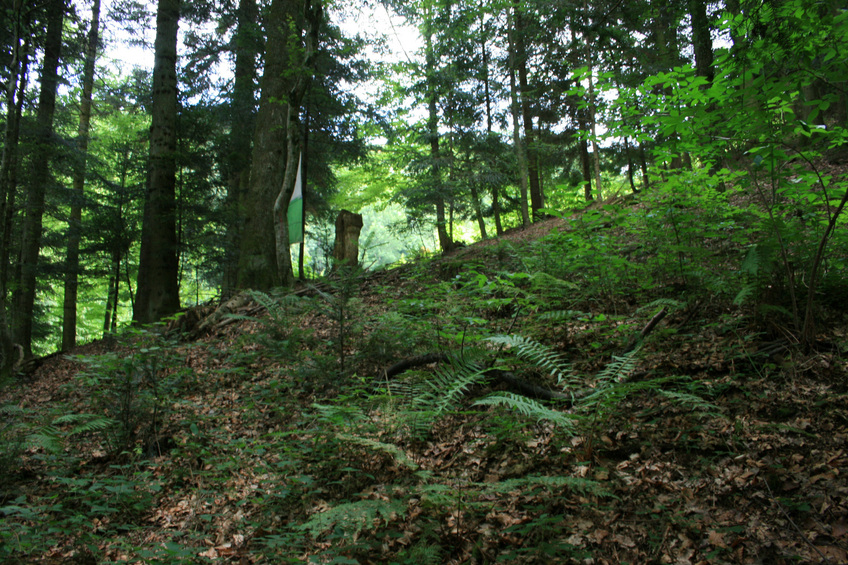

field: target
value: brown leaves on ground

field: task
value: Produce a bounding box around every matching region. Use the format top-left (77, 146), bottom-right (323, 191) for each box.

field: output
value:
top-left (2, 216), bottom-right (848, 564)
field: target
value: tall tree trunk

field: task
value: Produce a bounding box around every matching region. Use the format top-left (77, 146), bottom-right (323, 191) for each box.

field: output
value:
top-left (62, 0), bottom-right (100, 350)
top-left (479, 4), bottom-right (502, 235)
top-left (513, 3), bottom-right (543, 220)
top-left (423, 10), bottom-right (454, 253)
top-left (134, 0), bottom-right (180, 324)
top-left (13, 0), bottom-right (64, 357)
top-left (690, 0), bottom-right (714, 83)
top-left (0, 9), bottom-right (30, 300)
top-left (223, 0), bottom-right (258, 297)
top-left (272, 0), bottom-right (322, 283)
top-left (0, 1), bottom-right (30, 379)
top-left (507, 12), bottom-right (531, 226)
top-left (133, 0), bottom-right (180, 324)
top-left (654, 3), bottom-right (685, 170)
top-left (239, 0), bottom-right (320, 289)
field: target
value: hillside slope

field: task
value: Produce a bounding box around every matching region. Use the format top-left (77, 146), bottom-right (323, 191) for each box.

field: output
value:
top-left (2, 197), bottom-right (847, 564)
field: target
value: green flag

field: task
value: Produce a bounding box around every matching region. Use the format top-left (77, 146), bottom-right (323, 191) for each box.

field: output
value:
top-left (287, 152), bottom-right (303, 244)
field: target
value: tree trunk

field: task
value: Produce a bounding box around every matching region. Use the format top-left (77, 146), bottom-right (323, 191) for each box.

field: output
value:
top-left (272, 0), bottom-right (321, 284)
top-left (690, 0), bottom-right (714, 83)
top-left (240, 0), bottom-right (321, 289)
top-left (0, 8), bottom-right (30, 301)
top-left (513, 4), bottom-right (543, 220)
top-left (62, 0), bottom-right (100, 350)
top-left (332, 210), bottom-right (363, 267)
top-left (13, 0), bottom-right (64, 357)
top-left (507, 13), bottom-right (531, 226)
top-left (0, 1), bottom-right (30, 379)
top-left (134, 0), bottom-right (180, 325)
top-left (480, 6), bottom-right (502, 235)
top-left (424, 12), bottom-right (454, 253)
top-left (223, 0), bottom-right (258, 297)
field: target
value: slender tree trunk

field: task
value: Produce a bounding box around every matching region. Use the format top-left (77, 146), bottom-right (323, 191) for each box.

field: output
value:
top-left (62, 0), bottom-right (100, 350)
top-left (507, 12), bottom-right (531, 226)
top-left (513, 4), bottom-right (543, 219)
top-left (134, 0), bottom-right (180, 324)
top-left (587, 71), bottom-right (603, 201)
top-left (13, 0), bottom-right (64, 357)
top-left (578, 108), bottom-right (593, 201)
top-left (423, 11), bottom-right (453, 253)
top-left (582, 4), bottom-right (603, 202)
top-left (223, 0), bottom-right (258, 296)
top-left (480, 4), bottom-right (502, 235)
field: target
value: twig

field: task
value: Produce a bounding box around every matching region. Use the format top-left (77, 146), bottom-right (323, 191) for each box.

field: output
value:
top-left (762, 471), bottom-right (831, 563)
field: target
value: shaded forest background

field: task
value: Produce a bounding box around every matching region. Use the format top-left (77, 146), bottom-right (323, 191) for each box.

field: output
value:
top-left (0, 0), bottom-right (847, 562)
top-left (0, 0), bottom-right (846, 371)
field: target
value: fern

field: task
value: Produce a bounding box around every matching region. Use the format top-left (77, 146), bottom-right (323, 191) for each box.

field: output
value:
top-left (538, 309), bottom-right (592, 322)
top-left (418, 483), bottom-right (460, 509)
top-left (313, 403), bottom-right (367, 427)
top-left (474, 392), bottom-right (578, 433)
top-left (487, 335), bottom-right (571, 383)
top-left (634, 298), bottom-right (686, 315)
top-left (657, 390), bottom-right (722, 416)
top-left (26, 414), bottom-right (117, 453)
top-left (486, 475), bottom-right (612, 498)
top-left (596, 348), bottom-right (640, 385)
top-left (336, 433), bottom-right (419, 470)
top-left (425, 357), bottom-right (489, 418)
top-left (297, 498), bottom-right (406, 538)
top-left (401, 542), bottom-right (442, 565)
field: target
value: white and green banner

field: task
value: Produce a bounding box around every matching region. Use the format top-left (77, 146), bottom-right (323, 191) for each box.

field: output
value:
top-left (287, 152), bottom-right (304, 244)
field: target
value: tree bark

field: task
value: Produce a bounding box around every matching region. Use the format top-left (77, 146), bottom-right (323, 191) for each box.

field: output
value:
top-left (62, 0), bottom-right (100, 350)
top-left (134, 0), bottom-right (181, 325)
top-left (513, 4), bottom-right (544, 220)
top-left (423, 10), bottom-right (454, 254)
top-left (0, 1), bottom-right (30, 378)
top-left (332, 210), bottom-right (363, 267)
top-left (272, 0), bottom-right (322, 284)
top-left (507, 12), bottom-right (531, 227)
top-left (689, 0), bottom-right (714, 83)
top-left (223, 0), bottom-right (258, 297)
top-left (240, 0), bottom-right (321, 289)
top-left (13, 0), bottom-right (64, 357)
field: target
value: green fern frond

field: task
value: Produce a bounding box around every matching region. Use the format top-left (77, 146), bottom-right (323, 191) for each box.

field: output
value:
top-left (0, 404), bottom-right (24, 418)
top-left (595, 348), bottom-right (640, 385)
top-left (423, 357), bottom-right (489, 417)
top-left (313, 403), bottom-right (366, 427)
top-left (418, 483), bottom-right (460, 509)
top-left (487, 475), bottom-right (612, 498)
top-left (657, 390), bottom-right (722, 416)
top-left (474, 392), bottom-right (578, 433)
top-left (529, 272), bottom-right (579, 294)
top-left (487, 335), bottom-right (571, 382)
top-left (538, 310), bottom-right (591, 322)
top-left (635, 299), bottom-right (686, 315)
top-left (403, 542), bottom-right (442, 565)
top-left (297, 498), bottom-right (406, 538)
top-left (336, 433), bottom-right (419, 470)
top-left (26, 425), bottom-right (63, 453)
top-left (733, 284), bottom-right (755, 306)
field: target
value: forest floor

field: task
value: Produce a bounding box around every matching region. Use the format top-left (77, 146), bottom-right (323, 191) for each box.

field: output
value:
top-left (2, 198), bottom-right (848, 564)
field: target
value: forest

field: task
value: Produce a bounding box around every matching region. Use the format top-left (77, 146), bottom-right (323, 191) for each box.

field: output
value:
top-left (1, 0), bottom-right (847, 562)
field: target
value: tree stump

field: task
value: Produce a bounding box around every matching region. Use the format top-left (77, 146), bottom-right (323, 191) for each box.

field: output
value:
top-left (332, 210), bottom-right (363, 268)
